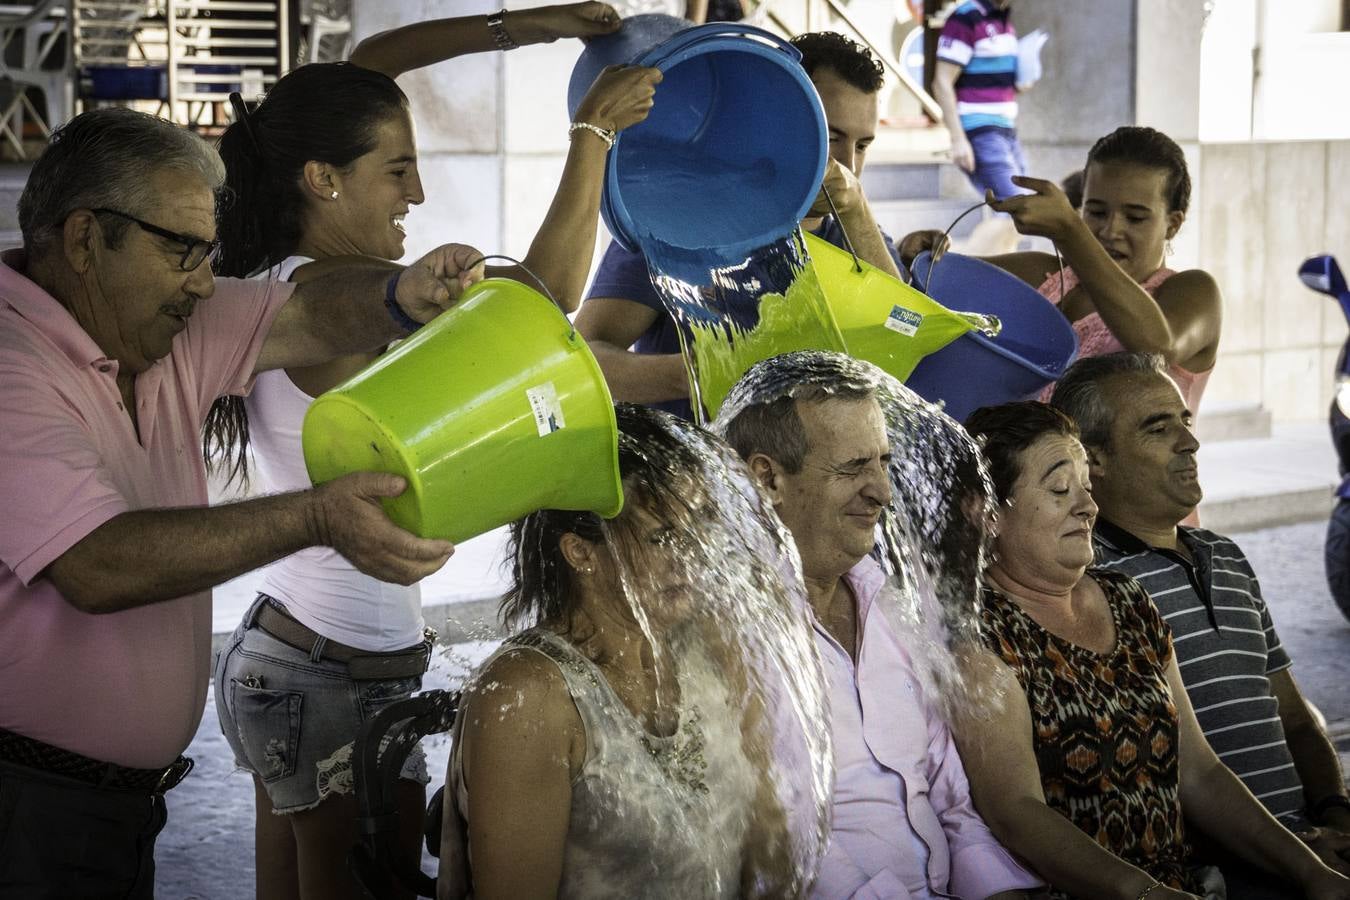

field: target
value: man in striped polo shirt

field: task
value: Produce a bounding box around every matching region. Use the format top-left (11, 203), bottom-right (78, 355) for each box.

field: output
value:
top-left (1051, 352), bottom-right (1350, 893)
top-left (932, 0), bottom-right (1028, 201)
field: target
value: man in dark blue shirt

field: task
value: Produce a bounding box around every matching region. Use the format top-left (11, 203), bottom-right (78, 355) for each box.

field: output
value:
top-left (574, 31), bottom-right (906, 419)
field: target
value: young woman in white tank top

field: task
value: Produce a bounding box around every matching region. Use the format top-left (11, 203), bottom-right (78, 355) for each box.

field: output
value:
top-left (207, 9), bottom-right (660, 896)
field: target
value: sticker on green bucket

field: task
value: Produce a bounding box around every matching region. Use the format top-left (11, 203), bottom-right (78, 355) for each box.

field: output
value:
top-left (527, 381), bottom-right (566, 436)
top-left (884, 306), bottom-right (923, 337)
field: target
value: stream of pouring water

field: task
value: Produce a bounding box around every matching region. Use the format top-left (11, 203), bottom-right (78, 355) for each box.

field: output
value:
top-left (642, 228), bottom-right (847, 424)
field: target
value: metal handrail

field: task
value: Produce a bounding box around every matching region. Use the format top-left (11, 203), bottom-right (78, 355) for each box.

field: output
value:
top-left (750, 0), bottom-right (943, 122)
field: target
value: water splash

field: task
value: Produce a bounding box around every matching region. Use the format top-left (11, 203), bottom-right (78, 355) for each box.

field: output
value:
top-left (712, 349), bottom-right (999, 717)
top-left (457, 405), bottom-right (832, 896)
top-left (642, 229), bottom-right (845, 424)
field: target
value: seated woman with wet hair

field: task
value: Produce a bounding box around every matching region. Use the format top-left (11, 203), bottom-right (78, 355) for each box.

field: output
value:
top-left (437, 403), bottom-right (829, 900)
top-left (957, 402), bottom-right (1350, 900)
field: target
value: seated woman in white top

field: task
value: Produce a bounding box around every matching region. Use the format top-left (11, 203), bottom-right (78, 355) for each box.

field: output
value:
top-left (439, 403), bottom-right (832, 900)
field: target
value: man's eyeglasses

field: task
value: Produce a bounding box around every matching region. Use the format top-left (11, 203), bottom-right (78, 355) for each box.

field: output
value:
top-left (91, 208), bottom-right (220, 272)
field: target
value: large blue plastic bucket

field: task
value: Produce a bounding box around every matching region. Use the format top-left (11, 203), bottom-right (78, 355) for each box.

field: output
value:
top-left (569, 19), bottom-right (828, 279)
top-left (905, 252), bottom-right (1079, 421)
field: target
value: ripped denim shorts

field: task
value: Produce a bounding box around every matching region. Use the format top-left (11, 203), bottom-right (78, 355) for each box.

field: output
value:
top-left (213, 595), bottom-right (428, 813)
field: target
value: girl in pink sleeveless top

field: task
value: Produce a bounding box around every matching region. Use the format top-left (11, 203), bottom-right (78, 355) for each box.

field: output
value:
top-left (1035, 266), bottom-right (1212, 412)
top-left (937, 126), bottom-right (1222, 417)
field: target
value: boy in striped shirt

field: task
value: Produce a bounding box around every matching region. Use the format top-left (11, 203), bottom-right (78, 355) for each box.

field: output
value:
top-left (1051, 352), bottom-right (1350, 893)
top-left (932, 0), bottom-right (1028, 201)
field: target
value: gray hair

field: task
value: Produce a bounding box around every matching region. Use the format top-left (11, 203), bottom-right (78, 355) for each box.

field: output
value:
top-left (1049, 351), bottom-right (1167, 448)
top-left (715, 352), bottom-right (879, 473)
top-left (19, 107), bottom-right (225, 256)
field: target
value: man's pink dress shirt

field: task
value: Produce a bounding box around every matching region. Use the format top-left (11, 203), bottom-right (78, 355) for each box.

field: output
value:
top-left (810, 558), bottom-right (1041, 899)
top-left (0, 251), bottom-right (290, 768)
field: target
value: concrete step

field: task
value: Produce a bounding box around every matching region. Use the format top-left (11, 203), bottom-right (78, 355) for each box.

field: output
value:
top-left (866, 121), bottom-right (950, 166)
top-left (860, 162), bottom-right (941, 202)
top-left (1196, 422), bottom-right (1336, 533)
top-left (1196, 401), bottom-right (1273, 444)
top-left (870, 196), bottom-right (986, 242)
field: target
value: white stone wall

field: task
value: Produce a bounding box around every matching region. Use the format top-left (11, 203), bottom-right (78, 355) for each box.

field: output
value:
top-left (352, 0), bottom-right (609, 277)
top-left (1198, 140), bottom-right (1349, 422)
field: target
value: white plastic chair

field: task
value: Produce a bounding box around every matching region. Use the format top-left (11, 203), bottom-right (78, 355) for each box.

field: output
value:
top-left (0, 0), bottom-right (72, 158)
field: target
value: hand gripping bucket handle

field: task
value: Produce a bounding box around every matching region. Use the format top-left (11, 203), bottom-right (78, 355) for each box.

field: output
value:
top-left (634, 21), bottom-right (802, 68)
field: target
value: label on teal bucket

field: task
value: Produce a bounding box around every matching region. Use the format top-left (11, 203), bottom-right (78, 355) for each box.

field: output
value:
top-left (527, 382), bottom-right (565, 436)
top-left (884, 306), bottom-right (923, 337)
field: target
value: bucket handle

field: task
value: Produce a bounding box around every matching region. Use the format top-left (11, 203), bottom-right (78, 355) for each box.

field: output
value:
top-left (919, 198), bottom-right (1067, 329)
top-left (468, 254), bottom-right (575, 335)
top-left (636, 22), bottom-right (801, 69)
top-left (818, 184), bottom-right (863, 275)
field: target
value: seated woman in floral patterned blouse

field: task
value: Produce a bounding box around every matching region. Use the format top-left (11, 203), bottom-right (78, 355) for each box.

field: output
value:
top-left (437, 404), bottom-right (829, 900)
top-left (958, 402), bottom-right (1349, 900)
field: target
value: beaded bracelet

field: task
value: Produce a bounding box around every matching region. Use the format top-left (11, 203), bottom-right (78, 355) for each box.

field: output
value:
top-left (569, 121), bottom-right (616, 150)
top-left (383, 272), bottom-right (422, 333)
top-left (1135, 881), bottom-right (1163, 900)
top-left (486, 9), bottom-right (517, 51)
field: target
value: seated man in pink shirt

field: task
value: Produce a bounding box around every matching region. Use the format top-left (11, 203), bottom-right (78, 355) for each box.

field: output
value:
top-left (0, 108), bottom-right (480, 897)
top-left (717, 352), bottom-right (1042, 899)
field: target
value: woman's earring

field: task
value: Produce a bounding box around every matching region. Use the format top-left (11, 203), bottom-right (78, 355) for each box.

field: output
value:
top-left (330, 190), bottom-right (339, 200)
top-left (1165, 239), bottom-right (1175, 257)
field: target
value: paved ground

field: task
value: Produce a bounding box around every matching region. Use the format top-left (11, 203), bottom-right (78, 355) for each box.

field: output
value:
top-left (155, 520), bottom-right (1349, 899)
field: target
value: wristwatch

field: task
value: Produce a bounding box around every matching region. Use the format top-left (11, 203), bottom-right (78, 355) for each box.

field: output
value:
top-left (486, 9), bottom-right (518, 51)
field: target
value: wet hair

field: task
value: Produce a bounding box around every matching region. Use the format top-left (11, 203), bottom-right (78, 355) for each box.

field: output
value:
top-left (791, 31), bottom-right (885, 94)
top-left (963, 402), bottom-right (1080, 504)
top-left (1060, 169), bottom-right (1084, 211)
top-left (722, 383), bottom-right (876, 474)
top-left (1085, 125), bottom-right (1191, 215)
top-left (1050, 352), bottom-right (1167, 450)
top-left (19, 107), bottom-right (224, 258)
top-left (500, 404), bottom-right (705, 630)
top-left (203, 62), bottom-right (410, 486)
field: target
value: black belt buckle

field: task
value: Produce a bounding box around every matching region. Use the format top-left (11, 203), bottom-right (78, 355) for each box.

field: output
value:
top-left (155, 756), bottom-right (194, 794)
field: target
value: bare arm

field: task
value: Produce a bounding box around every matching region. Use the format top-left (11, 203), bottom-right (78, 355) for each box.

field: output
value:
top-left (952, 651), bottom-right (1191, 900)
top-left (457, 649), bottom-right (582, 900)
top-left (988, 176), bottom-right (1222, 369)
top-left (44, 473), bottom-right (454, 614)
top-left (486, 66), bottom-right (661, 312)
top-left (808, 158), bottom-right (901, 279)
top-left (349, 2), bottom-right (621, 79)
top-left (255, 243), bottom-right (483, 375)
top-left (1168, 658), bottom-right (1350, 894)
top-left (574, 298), bottom-right (691, 404)
top-left (1271, 669), bottom-right (1350, 822)
top-left (932, 61), bottom-right (973, 173)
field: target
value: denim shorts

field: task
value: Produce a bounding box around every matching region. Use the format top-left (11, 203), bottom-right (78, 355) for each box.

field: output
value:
top-left (213, 595), bottom-right (428, 814)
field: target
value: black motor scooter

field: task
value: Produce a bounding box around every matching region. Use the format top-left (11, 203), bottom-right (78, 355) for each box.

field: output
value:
top-left (1298, 254), bottom-right (1350, 622)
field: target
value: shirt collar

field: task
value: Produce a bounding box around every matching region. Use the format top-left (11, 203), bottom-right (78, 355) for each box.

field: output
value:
top-left (842, 554), bottom-right (885, 623)
top-left (1093, 516), bottom-right (1151, 555)
top-left (1, 249), bottom-right (115, 371)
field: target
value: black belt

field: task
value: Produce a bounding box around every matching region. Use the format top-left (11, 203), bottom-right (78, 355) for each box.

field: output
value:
top-left (0, 727), bottom-right (193, 794)
top-left (252, 597), bottom-right (433, 681)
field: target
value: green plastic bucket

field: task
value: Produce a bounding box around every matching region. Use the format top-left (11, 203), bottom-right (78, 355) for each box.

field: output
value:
top-left (803, 232), bottom-right (983, 384)
top-left (301, 278), bottom-right (624, 544)
top-left (688, 233), bottom-right (986, 417)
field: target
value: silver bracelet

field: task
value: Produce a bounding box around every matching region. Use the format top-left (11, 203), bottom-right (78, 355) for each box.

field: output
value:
top-left (486, 9), bottom-right (517, 51)
top-left (569, 121), bottom-right (616, 150)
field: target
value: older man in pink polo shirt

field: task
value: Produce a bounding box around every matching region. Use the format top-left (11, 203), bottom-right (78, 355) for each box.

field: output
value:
top-left (0, 108), bottom-right (480, 897)
top-left (719, 353), bottom-right (1043, 899)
